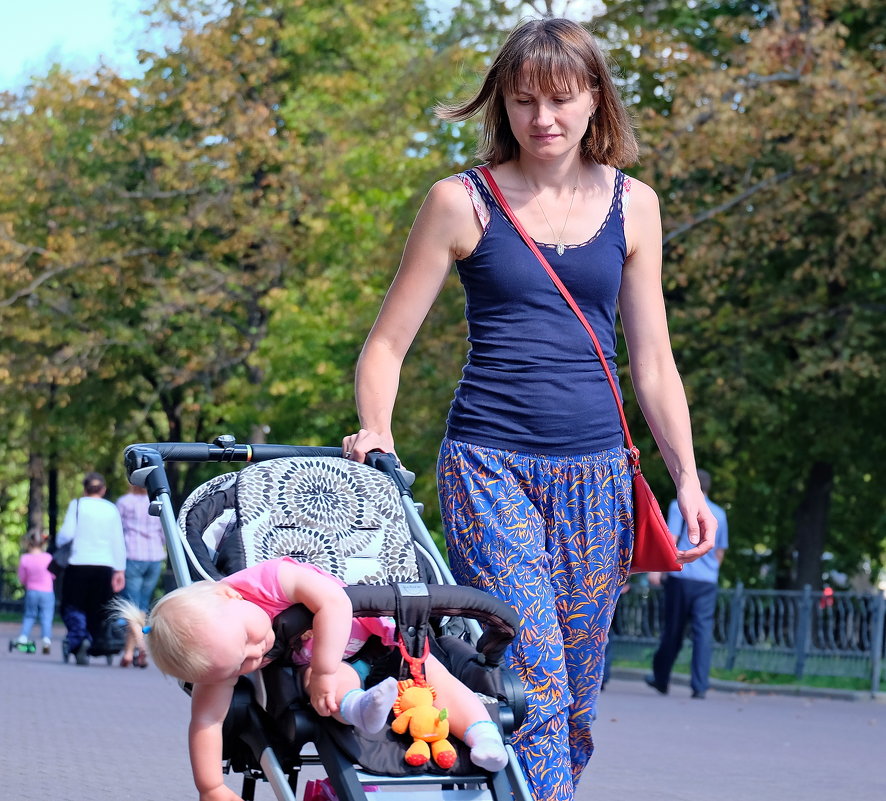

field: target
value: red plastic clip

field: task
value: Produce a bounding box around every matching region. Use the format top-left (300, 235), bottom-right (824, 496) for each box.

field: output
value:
top-left (396, 633), bottom-right (430, 686)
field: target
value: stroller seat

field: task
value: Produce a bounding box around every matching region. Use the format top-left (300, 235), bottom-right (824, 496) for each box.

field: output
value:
top-left (124, 441), bottom-right (531, 801)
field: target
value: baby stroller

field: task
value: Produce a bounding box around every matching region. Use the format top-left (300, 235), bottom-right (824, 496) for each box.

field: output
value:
top-left (123, 436), bottom-right (531, 801)
top-left (61, 613), bottom-right (127, 665)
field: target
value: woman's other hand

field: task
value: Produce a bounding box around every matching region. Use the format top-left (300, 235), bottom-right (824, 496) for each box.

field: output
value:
top-left (675, 489), bottom-right (717, 564)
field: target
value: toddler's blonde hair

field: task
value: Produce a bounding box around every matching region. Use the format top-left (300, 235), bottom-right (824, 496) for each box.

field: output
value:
top-left (114, 580), bottom-right (231, 682)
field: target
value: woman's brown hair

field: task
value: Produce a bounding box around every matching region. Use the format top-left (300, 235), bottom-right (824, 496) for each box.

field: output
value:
top-left (83, 471), bottom-right (106, 495)
top-left (436, 18), bottom-right (639, 167)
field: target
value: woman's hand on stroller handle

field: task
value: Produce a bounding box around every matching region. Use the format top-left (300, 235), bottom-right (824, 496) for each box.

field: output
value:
top-left (342, 429), bottom-right (398, 465)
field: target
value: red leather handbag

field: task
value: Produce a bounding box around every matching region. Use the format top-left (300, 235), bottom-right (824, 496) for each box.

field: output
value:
top-left (629, 452), bottom-right (681, 573)
top-left (478, 167), bottom-right (681, 574)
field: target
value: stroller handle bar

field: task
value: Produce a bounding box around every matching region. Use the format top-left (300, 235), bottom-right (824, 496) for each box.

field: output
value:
top-left (124, 440), bottom-right (341, 465)
top-left (124, 439), bottom-right (414, 498)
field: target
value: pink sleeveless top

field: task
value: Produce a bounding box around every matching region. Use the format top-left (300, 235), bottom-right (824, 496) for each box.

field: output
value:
top-left (222, 556), bottom-right (396, 665)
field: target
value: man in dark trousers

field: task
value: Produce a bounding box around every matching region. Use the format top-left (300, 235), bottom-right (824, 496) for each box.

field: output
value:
top-left (646, 469), bottom-right (728, 698)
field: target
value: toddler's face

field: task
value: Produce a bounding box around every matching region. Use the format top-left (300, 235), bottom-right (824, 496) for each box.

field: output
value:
top-left (197, 594), bottom-right (275, 684)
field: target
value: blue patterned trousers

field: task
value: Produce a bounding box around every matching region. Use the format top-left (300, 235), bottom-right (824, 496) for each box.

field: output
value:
top-left (438, 438), bottom-right (633, 801)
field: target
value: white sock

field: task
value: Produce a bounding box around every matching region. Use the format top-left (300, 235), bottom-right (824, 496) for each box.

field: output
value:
top-left (339, 677), bottom-right (398, 734)
top-left (464, 720), bottom-right (508, 772)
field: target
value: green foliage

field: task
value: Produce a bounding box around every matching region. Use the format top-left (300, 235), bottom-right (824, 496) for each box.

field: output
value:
top-left (0, 0), bottom-right (883, 590)
top-left (233, 0), bottom-right (492, 521)
top-left (609, 0), bottom-right (886, 586)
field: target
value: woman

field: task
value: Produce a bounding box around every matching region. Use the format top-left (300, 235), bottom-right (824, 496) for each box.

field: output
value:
top-left (342, 18), bottom-right (716, 801)
top-left (57, 471), bottom-right (126, 665)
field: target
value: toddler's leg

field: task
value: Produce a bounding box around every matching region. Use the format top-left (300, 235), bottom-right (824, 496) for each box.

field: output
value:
top-left (425, 655), bottom-right (508, 771)
top-left (39, 592), bottom-right (55, 644)
top-left (19, 590), bottom-right (38, 641)
top-left (340, 675), bottom-right (398, 734)
top-left (463, 720), bottom-right (508, 772)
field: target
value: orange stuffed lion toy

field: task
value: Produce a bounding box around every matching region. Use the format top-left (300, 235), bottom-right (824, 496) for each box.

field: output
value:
top-left (390, 679), bottom-right (457, 769)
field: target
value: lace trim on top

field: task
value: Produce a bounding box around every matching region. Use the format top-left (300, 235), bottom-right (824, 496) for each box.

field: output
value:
top-left (459, 168), bottom-right (627, 251)
top-left (620, 175), bottom-right (632, 222)
top-left (458, 171), bottom-right (491, 228)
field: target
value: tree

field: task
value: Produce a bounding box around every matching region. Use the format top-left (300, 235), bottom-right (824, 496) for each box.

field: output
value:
top-left (598, 0), bottom-right (885, 587)
top-left (232, 0), bottom-right (504, 520)
top-left (0, 2), bottom-right (309, 516)
top-left (3, 0), bottom-right (881, 587)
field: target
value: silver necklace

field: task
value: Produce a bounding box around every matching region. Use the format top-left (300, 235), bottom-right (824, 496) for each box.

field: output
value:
top-left (520, 164), bottom-right (580, 256)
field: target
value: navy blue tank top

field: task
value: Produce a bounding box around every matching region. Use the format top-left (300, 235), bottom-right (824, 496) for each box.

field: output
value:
top-left (445, 168), bottom-right (628, 456)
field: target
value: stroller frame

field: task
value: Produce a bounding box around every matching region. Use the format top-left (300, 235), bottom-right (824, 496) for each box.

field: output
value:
top-left (124, 437), bottom-right (532, 801)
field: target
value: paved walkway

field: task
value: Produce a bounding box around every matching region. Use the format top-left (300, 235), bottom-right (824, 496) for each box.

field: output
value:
top-left (3, 621), bottom-right (884, 801)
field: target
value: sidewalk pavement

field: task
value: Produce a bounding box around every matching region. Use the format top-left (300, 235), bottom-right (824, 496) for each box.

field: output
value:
top-left (3, 621), bottom-right (884, 801)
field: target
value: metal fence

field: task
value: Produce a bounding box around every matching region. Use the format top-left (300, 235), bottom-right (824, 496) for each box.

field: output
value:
top-left (609, 582), bottom-right (886, 696)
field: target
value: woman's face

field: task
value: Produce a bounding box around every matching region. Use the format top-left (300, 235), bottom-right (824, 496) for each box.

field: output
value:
top-left (196, 596), bottom-right (275, 684)
top-left (503, 72), bottom-right (596, 161)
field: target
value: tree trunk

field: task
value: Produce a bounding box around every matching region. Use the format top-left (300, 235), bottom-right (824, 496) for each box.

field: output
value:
top-left (772, 541), bottom-right (794, 590)
top-left (48, 462), bottom-right (58, 541)
top-left (27, 442), bottom-right (45, 536)
top-left (249, 423), bottom-right (268, 444)
top-left (792, 461), bottom-right (833, 590)
top-left (161, 392), bottom-right (190, 510)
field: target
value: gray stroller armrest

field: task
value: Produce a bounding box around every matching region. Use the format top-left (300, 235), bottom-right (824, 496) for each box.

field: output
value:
top-left (270, 583), bottom-right (520, 668)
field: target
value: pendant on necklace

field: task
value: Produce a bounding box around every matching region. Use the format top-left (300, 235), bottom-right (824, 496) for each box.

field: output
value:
top-left (556, 242), bottom-right (565, 256)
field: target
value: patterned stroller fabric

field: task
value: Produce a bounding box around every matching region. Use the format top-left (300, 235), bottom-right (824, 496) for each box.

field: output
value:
top-left (177, 457), bottom-right (420, 585)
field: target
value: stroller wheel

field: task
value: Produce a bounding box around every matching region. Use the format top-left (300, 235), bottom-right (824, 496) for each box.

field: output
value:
top-left (75, 641), bottom-right (90, 666)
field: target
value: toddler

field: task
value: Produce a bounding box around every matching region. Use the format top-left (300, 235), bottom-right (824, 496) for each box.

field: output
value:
top-left (117, 556), bottom-right (507, 801)
top-left (10, 530), bottom-right (55, 655)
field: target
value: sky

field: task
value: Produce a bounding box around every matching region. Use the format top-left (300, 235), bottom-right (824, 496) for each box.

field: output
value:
top-left (0, 1), bottom-right (605, 92)
top-left (0, 0), bottom-right (147, 91)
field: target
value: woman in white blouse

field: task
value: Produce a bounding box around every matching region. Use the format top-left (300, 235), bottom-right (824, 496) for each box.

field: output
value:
top-left (56, 471), bottom-right (126, 665)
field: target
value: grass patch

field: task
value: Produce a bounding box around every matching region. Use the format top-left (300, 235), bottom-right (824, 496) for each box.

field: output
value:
top-left (0, 611), bottom-right (61, 625)
top-left (612, 658), bottom-right (885, 693)
top-left (710, 668), bottom-right (880, 692)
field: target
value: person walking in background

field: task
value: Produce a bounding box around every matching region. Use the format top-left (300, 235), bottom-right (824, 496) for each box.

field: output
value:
top-left (116, 482), bottom-right (166, 668)
top-left (646, 468), bottom-right (728, 699)
top-left (10, 529), bottom-right (56, 655)
top-left (341, 18), bottom-right (716, 801)
top-left (57, 471), bottom-right (126, 665)
top-left (601, 576), bottom-right (645, 690)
